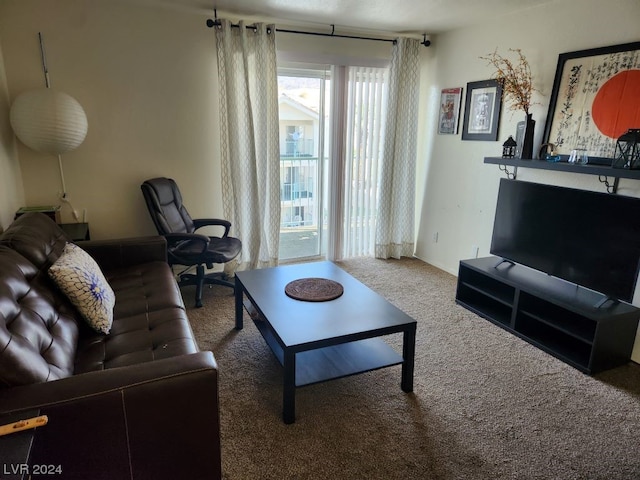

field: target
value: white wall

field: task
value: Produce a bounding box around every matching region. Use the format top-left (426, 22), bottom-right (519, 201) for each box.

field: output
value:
top-left (416, 0), bottom-right (640, 274)
top-left (0, 0), bottom-right (222, 239)
top-left (0, 0), bottom-right (393, 240)
top-left (1, 0), bottom-right (639, 358)
top-left (414, 0), bottom-right (640, 361)
top-left (0, 39), bottom-right (24, 230)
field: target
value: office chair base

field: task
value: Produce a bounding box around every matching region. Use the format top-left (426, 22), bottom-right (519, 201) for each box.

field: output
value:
top-left (178, 267), bottom-right (235, 308)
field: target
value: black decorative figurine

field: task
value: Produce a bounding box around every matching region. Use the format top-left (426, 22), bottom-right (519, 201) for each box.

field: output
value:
top-left (502, 136), bottom-right (517, 158)
top-left (612, 129), bottom-right (640, 169)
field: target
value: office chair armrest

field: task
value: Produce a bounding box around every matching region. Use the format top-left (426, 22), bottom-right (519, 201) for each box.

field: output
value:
top-left (164, 233), bottom-right (209, 250)
top-left (193, 219), bottom-right (232, 237)
top-left (163, 233), bottom-right (210, 265)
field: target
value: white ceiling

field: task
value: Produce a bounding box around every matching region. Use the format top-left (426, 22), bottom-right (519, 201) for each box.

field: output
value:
top-left (147, 0), bottom-right (558, 36)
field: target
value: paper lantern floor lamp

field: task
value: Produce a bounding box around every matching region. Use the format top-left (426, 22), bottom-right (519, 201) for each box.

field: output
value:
top-left (10, 89), bottom-right (87, 154)
top-left (9, 33), bottom-right (88, 221)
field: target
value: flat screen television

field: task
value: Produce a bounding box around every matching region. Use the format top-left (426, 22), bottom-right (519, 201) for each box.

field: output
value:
top-left (490, 178), bottom-right (640, 303)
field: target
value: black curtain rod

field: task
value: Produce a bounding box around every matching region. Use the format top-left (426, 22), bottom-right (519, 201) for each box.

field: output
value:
top-left (205, 18), bottom-right (431, 47)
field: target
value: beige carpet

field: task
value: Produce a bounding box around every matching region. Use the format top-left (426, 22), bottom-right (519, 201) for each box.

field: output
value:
top-left (185, 257), bottom-right (640, 480)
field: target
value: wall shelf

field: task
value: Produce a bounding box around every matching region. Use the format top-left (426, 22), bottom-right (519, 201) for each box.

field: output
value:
top-left (484, 157), bottom-right (640, 193)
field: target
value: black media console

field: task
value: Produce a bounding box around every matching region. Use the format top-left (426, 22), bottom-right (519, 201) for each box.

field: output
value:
top-left (456, 256), bottom-right (640, 374)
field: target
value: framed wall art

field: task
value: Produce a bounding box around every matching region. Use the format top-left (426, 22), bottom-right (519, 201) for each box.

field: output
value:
top-left (543, 41), bottom-right (640, 163)
top-left (438, 87), bottom-right (463, 135)
top-left (462, 79), bottom-right (502, 141)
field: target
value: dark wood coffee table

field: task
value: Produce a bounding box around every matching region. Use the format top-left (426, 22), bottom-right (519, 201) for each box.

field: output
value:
top-left (235, 261), bottom-right (417, 424)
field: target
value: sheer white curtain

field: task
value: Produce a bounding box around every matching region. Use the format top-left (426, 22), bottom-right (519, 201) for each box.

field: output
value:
top-left (375, 38), bottom-right (420, 259)
top-left (216, 20), bottom-right (281, 270)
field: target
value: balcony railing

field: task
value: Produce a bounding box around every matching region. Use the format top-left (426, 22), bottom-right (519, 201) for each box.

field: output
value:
top-left (280, 155), bottom-right (319, 229)
top-left (282, 183), bottom-right (312, 201)
top-left (282, 139), bottom-right (314, 157)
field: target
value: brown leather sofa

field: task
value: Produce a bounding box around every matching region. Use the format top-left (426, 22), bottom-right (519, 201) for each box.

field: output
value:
top-left (0, 213), bottom-right (221, 479)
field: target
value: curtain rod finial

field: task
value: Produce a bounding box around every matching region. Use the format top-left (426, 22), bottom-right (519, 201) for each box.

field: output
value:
top-left (206, 8), bottom-right (218, 28)
top-left (421, 34), bottom-right (431, 47)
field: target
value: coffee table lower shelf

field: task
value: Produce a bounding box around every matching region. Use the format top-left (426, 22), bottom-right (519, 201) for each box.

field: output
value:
top-left (252, 315), bottom-right (404, 387)
top-left (245, 300), bottom-right (404, 388)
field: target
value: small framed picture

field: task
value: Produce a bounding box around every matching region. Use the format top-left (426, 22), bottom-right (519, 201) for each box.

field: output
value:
top-left (462, 79), bottom-right (503, 141)
top-left (438, 87), bottom-right (463, 135)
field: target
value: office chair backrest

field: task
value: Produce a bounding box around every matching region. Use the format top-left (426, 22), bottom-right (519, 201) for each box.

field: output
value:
top-left (141, 178), bottom-right (196, 234)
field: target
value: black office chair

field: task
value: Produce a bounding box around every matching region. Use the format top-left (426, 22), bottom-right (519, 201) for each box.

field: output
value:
top-left (141, 177), bottom-right (242, 308)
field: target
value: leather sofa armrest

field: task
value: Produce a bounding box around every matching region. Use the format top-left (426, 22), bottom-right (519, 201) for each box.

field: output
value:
top-left (76, 235), bottom-right (168, 271)
top-left (0, 351), bottom-right (216, 414)
top-left (0, 352), bottom-right (221, 480)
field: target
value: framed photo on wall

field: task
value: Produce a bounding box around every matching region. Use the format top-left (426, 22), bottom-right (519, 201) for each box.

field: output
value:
top-left (462, 79), bottom-right (502, 141)
top-left (543, 41), bottom-right (640, 162)
top-left (438, 87), bottom-right (463, 135)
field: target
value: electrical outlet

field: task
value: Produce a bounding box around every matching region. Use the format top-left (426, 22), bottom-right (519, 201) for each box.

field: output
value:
top-left (471, 245), bottom-right (479, 258)
top-left (432, 232), bottom-right (439, 243)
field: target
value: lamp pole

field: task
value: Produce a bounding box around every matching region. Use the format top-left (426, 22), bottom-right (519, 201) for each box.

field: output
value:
top-left (37, 32), bottom-right (76, 219)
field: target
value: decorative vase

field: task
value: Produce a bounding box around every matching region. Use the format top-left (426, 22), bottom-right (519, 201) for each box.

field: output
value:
top-left (520, 113), bottom-right (535, 159)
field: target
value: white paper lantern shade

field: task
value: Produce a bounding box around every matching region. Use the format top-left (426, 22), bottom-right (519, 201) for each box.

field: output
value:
top-left (9, 89), bottom-right (88, 155)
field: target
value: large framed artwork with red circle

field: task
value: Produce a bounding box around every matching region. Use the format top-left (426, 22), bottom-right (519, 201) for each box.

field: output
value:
top-left (543, 41), bottom-right (640, 163)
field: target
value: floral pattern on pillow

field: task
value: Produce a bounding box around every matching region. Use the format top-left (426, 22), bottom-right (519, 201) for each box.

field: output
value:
top-left (48, 242), bottom-right (115, 334)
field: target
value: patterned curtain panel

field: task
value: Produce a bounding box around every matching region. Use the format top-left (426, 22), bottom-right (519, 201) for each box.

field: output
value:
top-left (375, 38), bottom-right (420, 260)
top-left (216, 20), bottom-right (281, 270)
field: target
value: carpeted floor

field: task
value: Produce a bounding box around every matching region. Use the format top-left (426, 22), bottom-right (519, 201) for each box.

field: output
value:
top-left (185, 257), bottom-right (640, 480)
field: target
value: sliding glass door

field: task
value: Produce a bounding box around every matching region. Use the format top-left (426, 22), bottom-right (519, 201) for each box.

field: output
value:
top-left (277, 64), bottom-right (388, 262)
top-left (277, 69), bottom-right (329, 261)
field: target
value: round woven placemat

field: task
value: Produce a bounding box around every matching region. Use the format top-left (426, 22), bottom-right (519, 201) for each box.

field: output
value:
top-left (284, 277), bottom-right (344, 302)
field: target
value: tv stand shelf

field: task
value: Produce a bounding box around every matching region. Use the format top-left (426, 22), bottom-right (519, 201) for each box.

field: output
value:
top-left (456, 256), bottom-right (640, 374)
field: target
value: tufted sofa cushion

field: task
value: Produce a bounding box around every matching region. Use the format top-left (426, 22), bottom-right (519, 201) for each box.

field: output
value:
top-left (0, 213), bottom-right (200, 388)
top-left (0, 246), bottom-right (80, 387)
top-left (0, 212), bottom-right (67, 269)
top-left (0, 213), bottom-right (222, 480)
top-left (74, 261), bottom-right (198, 374)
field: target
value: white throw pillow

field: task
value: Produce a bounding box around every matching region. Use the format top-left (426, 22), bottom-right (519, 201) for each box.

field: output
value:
top-left (48, 242), bottom-right (115, 334)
